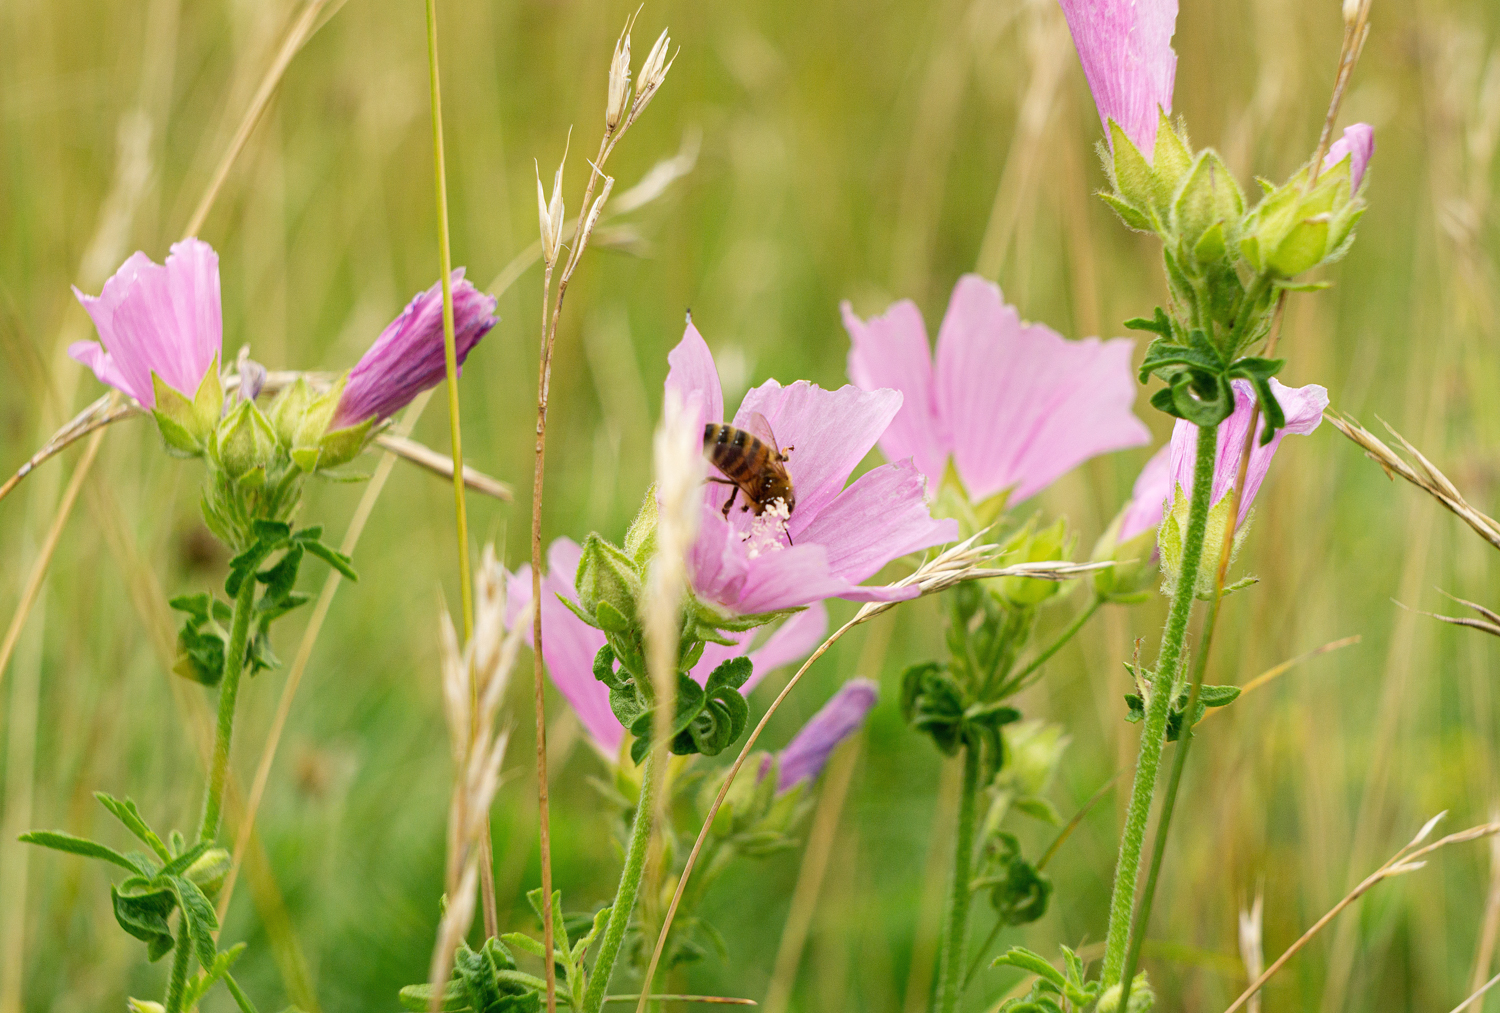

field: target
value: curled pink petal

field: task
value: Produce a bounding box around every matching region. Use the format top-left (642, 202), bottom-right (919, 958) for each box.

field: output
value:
top-left (70, 240), bottom-right (223, 406)
top-left (1116, 444), bottom-right (1172, 543)
top-left (665, 317), bottom-right (725, 438)
top-left (1058, 0), bottom-right (1179, 155)
top-left (1323, 123), bottom-right (1375, 190)
top-left (332, 270), bottom-right (497, 430)
top-left (1167, 378), bottom-right (1328, 528)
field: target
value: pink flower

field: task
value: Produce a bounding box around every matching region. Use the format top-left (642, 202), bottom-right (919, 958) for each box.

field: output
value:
top-left (843, 274), bottom-right (1150, 506)
top-left (1166, 378), bottom-right (1328, 527)
top-left (507, 538), bottom-right (829, 758)
top-left (669, 322), bottom-right (959, 615)
top-left (1057, 0), bottom-right (1179, 155)
top-left (331, 270), bottom-right (497, 430)
top-left (1117, 444), bottom-right (1172, 543)
top-left (768, 677), bottom-right (877, 792)
top-left (1323, 123), bottom-right (1374, 191)
top-left (70, 239), bottom-right (223, 407)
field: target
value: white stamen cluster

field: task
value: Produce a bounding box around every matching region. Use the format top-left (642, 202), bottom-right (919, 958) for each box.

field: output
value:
top-left (740, 498), bottom-right (791, 559)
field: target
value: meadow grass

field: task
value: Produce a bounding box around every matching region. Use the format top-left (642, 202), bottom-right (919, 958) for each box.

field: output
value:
top-left (3, 0), bottom-right (1500, 1010)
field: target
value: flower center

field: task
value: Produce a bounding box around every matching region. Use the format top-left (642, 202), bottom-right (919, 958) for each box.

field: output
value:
top-left (740, 498), bottom-right (792, 559)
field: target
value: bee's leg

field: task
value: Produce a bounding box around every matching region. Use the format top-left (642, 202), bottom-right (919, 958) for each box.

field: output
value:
top-left (719, 484), bottom-right (739, 518)
top-left (779, 445), bottom-right (795, 461)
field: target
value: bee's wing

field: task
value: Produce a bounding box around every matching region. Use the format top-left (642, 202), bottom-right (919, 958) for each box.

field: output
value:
top-left (743, 410), bottom-right (780, 451)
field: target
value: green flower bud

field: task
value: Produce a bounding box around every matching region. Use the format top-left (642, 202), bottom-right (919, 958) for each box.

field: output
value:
top-left (1097, 974), bottom-right (1155, 1013)
top-left (1171, 150), bottom-right (1244, 264)
top-left (128, 1001), bottom-right (167, 1013)
top-left (1090, 512), bottom-right (1158, 601)
top-left (150, 366), bottom-right (224, 457)
top-left (213, 399), bottom-right (279, 482)
top-left (993, 517), bottom-right (1074, 608)
top-left (1157, 488), bottom-right (1248, 601)
top-left (185, 846), bottom-right (232, 899)
top-left (268, 376), bottom-right (350, 471)
top-left (576, 533), bottom-right (642, 624)
top-left (1239, 160), bottom-right (1362, 279)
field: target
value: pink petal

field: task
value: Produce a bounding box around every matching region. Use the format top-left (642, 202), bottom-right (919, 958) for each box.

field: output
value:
top-left (510, 539), bottom-right (620, 758)
top-left (1116, 443), bottom-right (1172, 543)
top-left (842, 299), bottom-right (949, 488)
top-left (774, 677), bottom-right (878, 791)
top-left (796, 460), bottom-right (959, 585)
top-left (934, 275), bottom-right (1149, 503)
top-left (67, 340), bottom-right (134, 400)
top-left (730, 543), bottom-right (921, 614)
top-left (1058, 0), bottom-right (1179, 155)
top-left (1323, 123), bottom-right (1375, 191)
top-left (686, 501), bottom-right (752, 611)
top-left (665, 318), bottom-right (725, 435)
top-left (735, 379), bottom-right (903, 536)
top-left (1168, 378), bottom-right (1328, 527)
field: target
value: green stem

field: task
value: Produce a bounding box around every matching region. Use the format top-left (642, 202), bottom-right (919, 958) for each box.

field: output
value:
top-left (582, 750), bottom-right (661, 1013)
top-left (197, 573), bottom-right (257, 844)
top-left (1100, 422), bottom-right (1218, 988)
top-left (163, 924), bottom-right (193, 1012)
top-left (934, 744), bottom-right (981, 1013)
top-left (1117, 585), bottom-right (1224, 1010)
top-left (1009, 595), bottom-right (1102, 692)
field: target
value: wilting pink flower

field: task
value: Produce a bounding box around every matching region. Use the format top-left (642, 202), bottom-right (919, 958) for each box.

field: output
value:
top-left (1323, 123), bottom-right (1374, 190)
top-left (843, 274), bottom-right (1149, 506)
top-left (1057, 0), bottom-right (1179, 155)
top-left (70, 239), bottom-right (222, 407)
top-left (1166, 378), bottom-right (1329, 527)
top-left (331, 270), bottom-right (497, 430)
top-left (766, 678), bottom-right (877, 792)
top-left (1117, 444), bottom-right (1172, 543)
top-left (507, 538), bottom-right (829, 758)
top-left (669, 322), bottom-right (958, 615)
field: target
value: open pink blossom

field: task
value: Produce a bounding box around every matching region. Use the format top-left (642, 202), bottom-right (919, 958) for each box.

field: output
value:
top-left (766, 678), bottom-right (877, 792)
top-left (70, 239), bottom-right (222, 408)
top-left (1117, 444), bottom-right (1172, 543)
top-left (1323, 123), bottom-right (1374, 190)
top-left (1166, 378), bottom-right (1328, 527)
top-left (331, 270), bottom-right (497, 430)
top-left (669, 322), bottom-right (958, 616)
top-left (843, 274), bottom-right (1149, 505)
top-left (1058, 0), bottom-right (1179, 154)
top-left (506, 538), bottom-right (829, 758)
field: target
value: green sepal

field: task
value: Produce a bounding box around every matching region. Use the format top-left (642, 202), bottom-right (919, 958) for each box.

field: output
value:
top-left (315, 416), bottom-right (374, 471)
top-left (624, 486), bottom-right (659, 566)
top-left (1106, 120), bottom-right (1162, 228)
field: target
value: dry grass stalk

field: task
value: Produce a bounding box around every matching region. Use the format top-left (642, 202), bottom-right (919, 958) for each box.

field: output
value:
top-left (1453, 969), bottom-right (1500, 1013)
top-left (634, 536), bottom-right (1110, 1008)
top-left (529, 19), bottom-right (675, 1011)
top-left (1470, 817), bottom-right (1500, 997)
top-left (1328, 411), bottom-right (1500, 551)
top-left (427, 546), bottom-right (528, 1008)
top-left (1224, 815), bottom-right (1500, 1013)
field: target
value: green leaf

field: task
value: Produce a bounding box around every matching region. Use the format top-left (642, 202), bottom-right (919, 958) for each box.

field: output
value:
top-left (991, 946), bottom-right (1067, 986)
top-left (95, 794), bottom-right (172, 862)
top-left (300, 537), bottom-right (358, 582)
top-left (19, 830), bottom-right (145, 873)
top-left (111, 878), bottom-right (176, 958)
top-left (500, 932), bottom-right (547, 959)
top-left (1011, 796), bottom-right (1064, 826)
top-left (1123, 307), bottom-right (1173, 339)
top-left (1197, 684), bottom-right (1242, 708)
top-left (181, 942), bottom-right (247, 1010)
top-left (398, 980), bottom-right (469, 1012)
top-left (168, 875), bottom-right (220, 970)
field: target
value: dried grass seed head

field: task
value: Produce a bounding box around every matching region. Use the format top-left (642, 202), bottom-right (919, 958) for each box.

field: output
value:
top-left (607, 26), bottom-right (633, 132)
top-left (631, 28), bottom-right (674, 124)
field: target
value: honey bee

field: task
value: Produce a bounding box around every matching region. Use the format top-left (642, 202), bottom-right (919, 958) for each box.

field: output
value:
top-left (703, 411), bottom-right (796, 526)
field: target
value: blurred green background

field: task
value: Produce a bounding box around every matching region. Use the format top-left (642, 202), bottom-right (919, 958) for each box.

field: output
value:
top-left (3, 0), bottom-right (1500, 1009)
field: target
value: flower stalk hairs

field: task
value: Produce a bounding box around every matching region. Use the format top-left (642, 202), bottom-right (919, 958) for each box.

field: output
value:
top-left (26, 241), bottom-right (495, 1013)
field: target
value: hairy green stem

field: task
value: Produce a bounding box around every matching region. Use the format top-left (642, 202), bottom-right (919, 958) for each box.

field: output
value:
top-left (163, 922), bottom-right (193, 1011)
top-left (1100, 422), bottom-right (1218, 987)
top-left (582, 750), bottom-right (661, 1013)
top-left (197, 574), bottom-right (257, 844)
top-left (934, 744), bottom-right (981, 1013)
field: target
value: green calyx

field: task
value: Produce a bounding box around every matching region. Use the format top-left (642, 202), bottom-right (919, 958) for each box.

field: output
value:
top-left (576, 533), bottom-right (644, 625)
top-left (1239, 158), bottom-right (1363, 279)
top-left (1100, 112), bottom-right (1193, 234)
top-left (267, 375), bottom-right (370, 472)
top-left (992, 516), bottom-right (1073, 608)
top-left (1157, 489), bottom-right (1249, 600)
top-left (151, 365), bottom-right (224, 457)
top-left (212, 399), bottom-right (278, 485)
